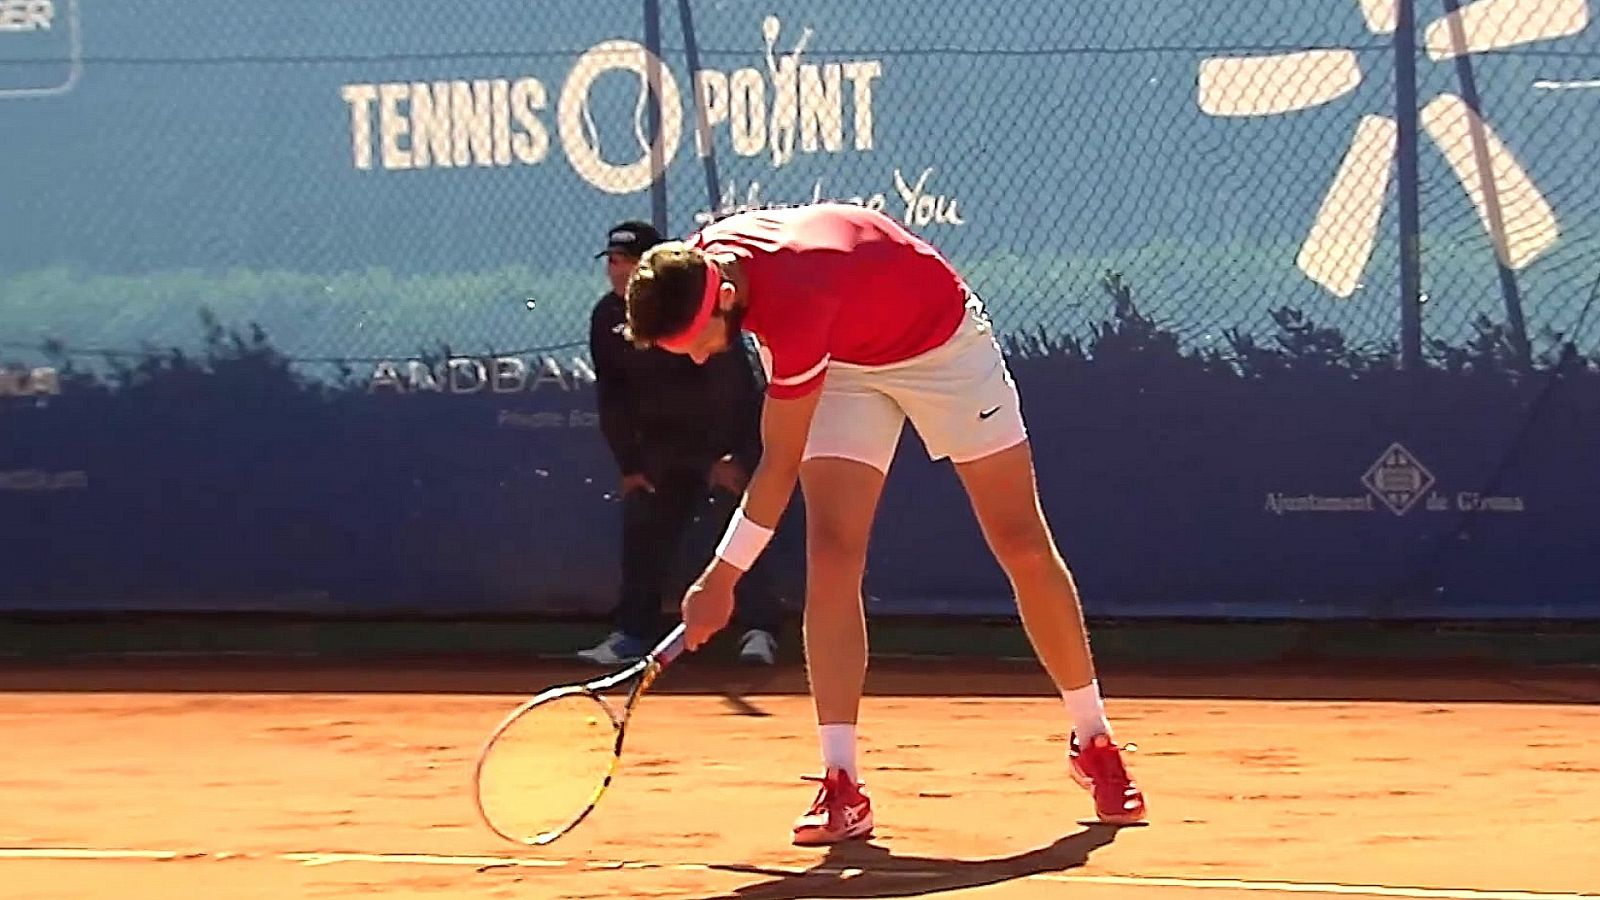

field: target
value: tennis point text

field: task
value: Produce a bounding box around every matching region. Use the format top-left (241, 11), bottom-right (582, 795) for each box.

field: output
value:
top-left (0, 0), bottom-right (53, 32)
top-left (368, 355), bottom-right (595, 394)
top-left (338, 15), bottom-right (883, 194)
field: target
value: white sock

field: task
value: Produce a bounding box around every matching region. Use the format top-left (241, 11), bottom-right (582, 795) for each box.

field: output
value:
top-left (818, 723), bottom-right (858, 781)
top-left (1062, 680), bottom-right (1112, 742)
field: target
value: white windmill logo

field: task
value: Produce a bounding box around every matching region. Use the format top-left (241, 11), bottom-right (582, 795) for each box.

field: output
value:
top-left (1197, 0), bottom-right (1588, 298)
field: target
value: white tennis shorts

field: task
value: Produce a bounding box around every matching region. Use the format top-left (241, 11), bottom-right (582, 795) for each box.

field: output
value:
top-left (800, 302), bottom-right (1029, 474)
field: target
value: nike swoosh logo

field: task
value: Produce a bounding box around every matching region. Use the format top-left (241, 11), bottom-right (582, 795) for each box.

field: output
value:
top-left (979, 406), bottom-right (1001, 419)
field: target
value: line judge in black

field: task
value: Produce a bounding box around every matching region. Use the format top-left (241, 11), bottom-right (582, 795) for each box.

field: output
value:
top-left (578, 220), bottom-right (785, 666)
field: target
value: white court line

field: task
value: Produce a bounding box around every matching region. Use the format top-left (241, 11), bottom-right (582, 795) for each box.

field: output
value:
top-left (2, 848), bottom-right (1597, 900)
top-left (1059, 875), bottom-right (1600, 900)
top-left (0, 849), bottom-right (186, 861)
top-left (283, 851), bottom-right (563, 869)
top-left (1533, 79), bottom-right (1600, 90)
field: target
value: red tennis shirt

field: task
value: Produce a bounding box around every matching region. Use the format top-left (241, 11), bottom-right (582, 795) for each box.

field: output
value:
top-left (686, 204), bottom-right (969, 399)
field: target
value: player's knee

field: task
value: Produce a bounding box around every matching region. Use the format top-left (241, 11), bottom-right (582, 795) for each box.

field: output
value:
top-left (808, 518), bottom-right (869, 566)
top-left (805, 513), bottom-right (871, 585)
top-left (985, 519), bottom-right (1060, 576)
top-left (800, 457), bottom-right (882, 575)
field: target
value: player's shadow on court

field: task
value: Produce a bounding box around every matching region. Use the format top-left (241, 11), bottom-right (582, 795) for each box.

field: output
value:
top-left (698, 824), bottom-right (1122, 899)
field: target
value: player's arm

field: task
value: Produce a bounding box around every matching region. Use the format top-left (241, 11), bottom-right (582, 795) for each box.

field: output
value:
top-left (745, 387), bottom-right (821, 523)
top-left (678, 289), bottom-right (836, 649)
top-left (709, 336), bottom-right (766, 475)
top-left (695, 285), bottom-right (834, 569)
top-left (695, 383), bottom-right (820, 587)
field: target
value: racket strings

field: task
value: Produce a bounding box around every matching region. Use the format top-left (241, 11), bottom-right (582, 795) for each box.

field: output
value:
top-left (474, 691), bottom-right (620, 844)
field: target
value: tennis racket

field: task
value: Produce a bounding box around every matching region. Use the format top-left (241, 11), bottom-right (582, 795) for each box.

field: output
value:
top-left (471, 623), bottom-right (687, 846)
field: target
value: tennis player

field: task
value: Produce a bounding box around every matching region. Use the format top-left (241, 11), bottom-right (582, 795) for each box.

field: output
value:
top-left (622, 202), bottom-right (1146, 845)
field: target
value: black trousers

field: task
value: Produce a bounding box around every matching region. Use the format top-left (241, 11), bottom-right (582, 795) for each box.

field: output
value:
top-left (614, 464), bottom-right (785, 643)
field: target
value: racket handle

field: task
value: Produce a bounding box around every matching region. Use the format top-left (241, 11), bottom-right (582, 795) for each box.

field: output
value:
top-left (652, 622), bottom-right (688, 666)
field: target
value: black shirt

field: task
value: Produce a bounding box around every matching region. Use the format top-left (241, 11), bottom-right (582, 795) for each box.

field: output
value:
top-left (588, 290), bottom-right (764, 479)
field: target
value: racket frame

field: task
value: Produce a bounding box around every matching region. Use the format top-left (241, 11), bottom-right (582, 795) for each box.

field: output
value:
top-left (471, 622), bottom-right (687, 846)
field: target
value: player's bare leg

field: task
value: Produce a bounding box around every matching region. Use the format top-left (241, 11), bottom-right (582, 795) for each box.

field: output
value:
top-left (953, 440), bottom-right (1094, 689)
top-left (798, 456), bottom-right (883, 757)
top-left (790, 455), bottom-right (884, 845)
top-left (953, 439), bottom-right (1146, 823)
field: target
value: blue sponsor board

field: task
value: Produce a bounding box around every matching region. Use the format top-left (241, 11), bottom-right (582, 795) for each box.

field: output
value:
top-left (2, 0), bottom-right (1597, 618)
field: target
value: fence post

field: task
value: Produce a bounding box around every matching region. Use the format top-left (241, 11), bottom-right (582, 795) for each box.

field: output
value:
top-left (1438, 0), bottom-right (1532, 368)
top-left (643, 0), bottom-right (669, 233)
top-left (677, 0), bottom-right (722, 216)
top-left (1394, 0), bottom-right (1424, 370)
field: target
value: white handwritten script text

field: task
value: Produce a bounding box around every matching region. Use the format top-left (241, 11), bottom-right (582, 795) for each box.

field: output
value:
top-left (696, 166), bottom-right (966, 228)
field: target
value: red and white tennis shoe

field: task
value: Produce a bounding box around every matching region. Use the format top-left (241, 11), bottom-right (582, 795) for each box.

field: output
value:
top-left (1069, 732), bottom-right (1148, 825)
top-left (788, 739), bottom-right (1141, 846)
top-left (791, 767), bottom-right (874, 846)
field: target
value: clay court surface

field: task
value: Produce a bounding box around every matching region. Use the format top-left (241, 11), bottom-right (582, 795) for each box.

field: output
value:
top-left (2, 658), bottom-right (1598, 899)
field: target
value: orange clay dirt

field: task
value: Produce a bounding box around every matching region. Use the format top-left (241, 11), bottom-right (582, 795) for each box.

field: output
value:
top-left (1, 657), bottom-right (1597, 899)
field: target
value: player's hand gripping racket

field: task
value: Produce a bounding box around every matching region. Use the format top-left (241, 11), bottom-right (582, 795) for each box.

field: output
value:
top-left (472, 623), bottom-right (687, 846)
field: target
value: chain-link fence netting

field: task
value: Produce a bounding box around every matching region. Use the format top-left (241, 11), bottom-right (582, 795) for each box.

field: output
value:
top-left (1409, 0), bottom-right (1600, 365)
top-left (1, 0), bottom-right (1596, 378)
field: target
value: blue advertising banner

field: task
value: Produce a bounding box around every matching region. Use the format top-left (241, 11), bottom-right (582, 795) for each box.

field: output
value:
top-left (2, 0), bottom-right (1597, 618)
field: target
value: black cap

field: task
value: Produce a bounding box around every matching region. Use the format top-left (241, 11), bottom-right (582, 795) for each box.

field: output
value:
top-left (595, 220), bottom-right (665, 258)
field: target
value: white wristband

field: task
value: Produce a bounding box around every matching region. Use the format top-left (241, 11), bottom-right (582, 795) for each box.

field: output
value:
top-left (714, 507), bottom-right (775, 572)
